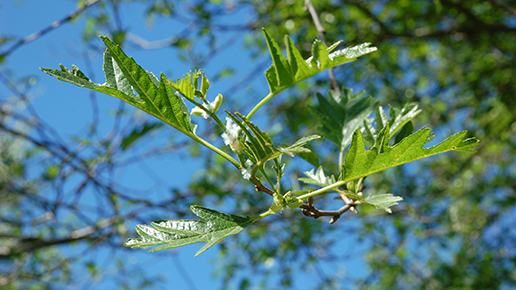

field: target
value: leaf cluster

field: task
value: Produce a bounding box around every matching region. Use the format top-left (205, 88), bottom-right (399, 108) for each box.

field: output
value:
top-left (41, 29), bottom-right (479, 256)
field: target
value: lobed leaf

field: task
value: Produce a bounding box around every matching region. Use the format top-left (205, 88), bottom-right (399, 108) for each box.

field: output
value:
top-left (41, 37), bottom-right (196, 136)
top-left (125, 205), bottom-right (254, 257)
top-left (342, 125), bottom-right (480, 184)
top-left (364, 103), bottom-right (422, 148)
top-left (313, 89), bottom-right (379, 153)
top-left (275, 135), bottom-right (321, 158)
top-left (263, 28), bottom-right (377, 94)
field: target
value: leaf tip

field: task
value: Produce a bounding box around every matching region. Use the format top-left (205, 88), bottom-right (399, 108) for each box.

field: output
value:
top-left (193, 249), bottom-right (205, 257)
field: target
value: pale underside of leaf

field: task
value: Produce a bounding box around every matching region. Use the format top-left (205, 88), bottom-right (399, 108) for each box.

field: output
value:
top-left (299, 166), bottom-right (336, 187)
top-left (124, 205), bottom-right (254, 257)
top-left (103, 50), bottom-right (134, 96)
top-left (362, 194), bottom-right (403, 213)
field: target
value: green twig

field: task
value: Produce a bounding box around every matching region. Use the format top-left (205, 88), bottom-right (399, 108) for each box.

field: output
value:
top-left (251, 209), bottom-right (274, 223)
top-left (297, 180), bottom-right (346, 200)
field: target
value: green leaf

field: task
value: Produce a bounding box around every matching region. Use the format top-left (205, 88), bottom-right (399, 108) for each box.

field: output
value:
top-left (388, 103), bottom-right (422, 137)
top-left (227, 112), bottom-right (320, 164)
top-left (364, 103), bottom-right (422, 148)
top-left (361, 194), bottom-right (403, 213)
top-left (342, 126), bottom-right (480, 183)
top-left (394, 121), bottom-right (414, 145)
top-left (276, 135), bottom-right (321, 158)
top-left (168, 70), bottom-right (205, 101)
top-left (262, 28), bottom-right (377, 94)
top-left (124, 205), bottom-right (254, 257)
top-left (299, 166), bottom-right (336, 187)
top-left (40, 64), bottom-right (139, 105)
top-left (103, 49), bottom-right (134, 97)
top-left (41, 37), bottom-right (196, 136)
top-left (226, 112), bottom-right (273, 163)
top-left (313, 89), bottom-right (379, 152)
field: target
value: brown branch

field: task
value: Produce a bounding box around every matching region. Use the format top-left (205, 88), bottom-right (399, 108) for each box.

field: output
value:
top-left (484, 0), bottom-right (516, 17)
top-left (300, 197), bottom-right (354, 224)
top-left (0, 0), bottom-right (101, 59)
top-left (0, 216), bottom-right (118, 259)
top-left (250, 176), bottom-right (275, 196)
top-left (304, 0), bottom-right (342, 95)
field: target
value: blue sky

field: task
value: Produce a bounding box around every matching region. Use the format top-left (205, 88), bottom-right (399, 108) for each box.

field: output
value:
top-left (0, 1), bottom-right (248, 289)
top-left (0, 1), bottom-right (370, 289)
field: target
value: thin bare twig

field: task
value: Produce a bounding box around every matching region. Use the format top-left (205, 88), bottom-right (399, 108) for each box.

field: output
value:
top-left (304, 0), bottom-right (342, 95)
top-left (0, 0), bottom-right (101, 59)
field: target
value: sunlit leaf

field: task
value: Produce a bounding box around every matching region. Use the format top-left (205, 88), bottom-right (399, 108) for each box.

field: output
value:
top-left (125, 205), bottom-right (254, 257)
top-left (168, 70), bottom-right (205, 101)
top-left (341, 124), bottom-right (480, 183)
top-left (41, 37), bottom-right (196, 136)
top-left (263, 28), bottom-right (377, 94)
top-left (364, 103), bottom-right (422, 148)
top-left (227, 112), bottom-right (320, 164)
top-left (276, 135), bottom-right (321, 158)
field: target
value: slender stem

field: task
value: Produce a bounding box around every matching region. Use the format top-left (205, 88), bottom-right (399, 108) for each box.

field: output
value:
top-left (259, 167), bottom-right (277, 193)
top-left (355, 178), bottom-right (364, 193)
top-left (251, 209), bottom-right (274, 223)
top-left (274, 159), bottom-right (282, 194)
top-left (246, 91), bottom-right (276, 120)
top-left (338, 149), bottom-right (344, 169)
top-left (250, 151), bottom-right (275, 177)
top-left (184, 130), bottom-right (240, 168)
top-left (297, 180), bottom-right (346, 200)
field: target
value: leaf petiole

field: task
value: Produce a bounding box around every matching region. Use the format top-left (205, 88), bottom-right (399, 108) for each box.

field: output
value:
top-left (246, 91), bottom-right (276, 120)
top-left (297, 180), bottom-right (347, 200)
top-left (185, 131), bottom-right (241, 169)
top-left (251, 209), bottom-right (274, 223)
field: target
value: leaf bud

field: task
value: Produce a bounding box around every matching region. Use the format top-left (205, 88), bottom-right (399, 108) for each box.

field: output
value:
top-left (191, 106), bottom-right (205, 117)
top-left (284, 192), bottom-right (303, 209)
top-left (200, 75), bottom-right (210, 97)
top-left (212, 94), bottom-right (223, 113)
top-left (270, 193), bottom-right (285, 214)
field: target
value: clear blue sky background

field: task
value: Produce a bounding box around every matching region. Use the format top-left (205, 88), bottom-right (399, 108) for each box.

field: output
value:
top-left (0, 1), bottom-right (369, 289)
